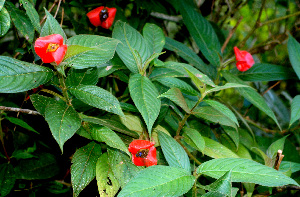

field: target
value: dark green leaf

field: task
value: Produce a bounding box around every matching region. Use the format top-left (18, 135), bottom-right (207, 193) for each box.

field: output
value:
top-left (0, 163), bottom-right (15, 196)
top-left (20, 0), bottom-right (41, 33)
top-left (0, 7), bottom-right (10, 36)
top-left (30, 94), bottom-right (56, 116)
top-left (290, 95), bottom-right (300, 127)
top-left (5, 116), bottom-right (38, 134)
top-left (202, 137), bottom-right (239, 159)
top-left (143, 23), bottom-right (165, 54)
top-left (288, 34), bottom-right (300, 79)
top-left (66, 67), bottom-right (98, 87)
top-left (266, 135), bottom-right (289, 159)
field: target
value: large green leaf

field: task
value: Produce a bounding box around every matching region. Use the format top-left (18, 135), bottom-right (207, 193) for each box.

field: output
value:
top-left (66, 67), bottom-right (98, 87)
top-left (71, 142), bottom-right (102, 197)
top-left (290, 95), bottom-right (300, 127)
top-left (69, 85), bottom-right (124, 116)
top-left (143, 23), bottom-right (165, 54)
top-left (112, 21), bottom-right (150, 73)
top-left (203, 137), bottom-right (239, 159)
top-left (0, 163), bottom-right (15, 197)
top-left (197, 158), bottom-right (299, 187)
top-left (164, 37), bottom-right (208, 74)
top-left (117, 165), bottom-right (195, 197)
top-left (288, 34), bottom-right (300, 79)
top-left (236, 63), bottom-right (297, 81)
top-left (178, 0), bottom-right (221, 66)
top-left (158, 131), bottom-right (191, 172)
top-left (0, 56), bottom-right (54, 93)
top-left (65, 35), bottom-right (119, 69)
top-left (5, 2), bottom-right (34, 43)
top-left (20, 0), bottom-right (41, 33)
top-left (129, 74), bottom-right (160, 134)
top-left (45, 102), bottom-right (81, 151)
top-left (30, 94), bottom-right (56, 116)
top-left (0, 7), bottom-right (10, 36)
top-left (222, 71), bottom-right (281, 130)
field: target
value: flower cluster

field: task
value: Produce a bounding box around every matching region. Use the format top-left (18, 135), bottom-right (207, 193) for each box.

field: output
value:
top-left (87, 6), bottom-right (117, 29)
top-left (233, 46), bottom-right (255, 72)
top-left (128, 140), bottom-right (157, 167)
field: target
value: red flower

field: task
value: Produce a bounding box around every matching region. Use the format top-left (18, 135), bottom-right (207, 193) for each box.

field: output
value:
top-left (34, 34), bottom-right (67, 65)
top-left (128, 140), bottom-right (157, 167)
top-left (86, 6), bottom-right (117, 29)
top-left (233, 46), bottom-right (255, 72)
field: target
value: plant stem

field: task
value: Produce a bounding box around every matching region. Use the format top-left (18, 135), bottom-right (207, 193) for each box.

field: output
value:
top-left (176, 139), bottom-right (201, 165)
top-left (40, 89), bottom-right (66, 102)
top-left (0, 106), bottom-right (41, 115)
top-left (58, 73), bottom-right (72, 105)
top-left (261, 11), bottom-right (300, 27)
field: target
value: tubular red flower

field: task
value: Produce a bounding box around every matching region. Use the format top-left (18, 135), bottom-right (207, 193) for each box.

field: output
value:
top-left (34, 34), bottom-right (67, 65)
top-left (128, 140), bottom-right (157, 167)
top-left (234, 46), bottom-right (255, 72)
top-left (86, 6), bottom-right (117, 29)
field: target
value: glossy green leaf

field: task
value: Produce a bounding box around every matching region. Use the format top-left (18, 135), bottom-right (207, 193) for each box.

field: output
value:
top-left (290, 95), bottom-right (300, 127)
top-left (112, 21), bottom-right (150, 73)
top-left (222, 71), bottom-right (281, 130)
top-left (158, 87), bottom-right (190, 113)
top-left (0, 56), bottom-right (54, 93)
top-left (30, 94), bottom-right (56, 116)
top-left (203, 137), bottom-right (239, 159)
top-left (66, 67), bottom-right (98, 87)
top-left (118, 165), bottom-right (195, 197)
top-left (20, 0), bottom-right (41, 33)
top-left (158, 131), bottom-right (190, 172)
top-left (143, 23), bottom-right (165, 54)
top-left (5, 116), bottom-right (38, 134)
top-left (204, 83), bottom-right (251, 95)
top-left (6, 2), bottom-right (34, 43)
top-left (40, 9), bottom-right (66, 41)
top-left (179, 0), bottom-right (221, 66)
top-left (222, 126), bottom-right (239, 150)
top-left (107, 148), bottom-right (143, 188)
top-left (65, 35), bottom-right (119, 69)
top-left (69, 85), bottom-right (124, 116)
top-left (197, 158), bottom-right (299, 187)
top-left (71, 142), bottom-right (102, 197)
top-left (266, 135), bottom-right (289, 159)
top-left (164, 37), bottom-right (208, 74)
top-left (183, 127), bottom-right (205, 153)
top-left (0, 7), bottom-right (10, 36)
top-left (0, 163), bottom-right (15, 197)
top-left (45, 102), bottom-right (81, 151)
top-left (288, 34), bottom-right (300, 79)
top-left (236, 63), bottom-right (297, 81)
top-left (96, 153), bottom-right (120, 197)
top-left (129, 74), bottom-right (160, 134)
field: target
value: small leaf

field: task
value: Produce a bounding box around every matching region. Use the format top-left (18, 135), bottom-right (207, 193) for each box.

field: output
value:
top-left (221, 126), bottom-right (239, 150)
top-left (5, 116), bottom-right (38, 134)
top-left (197, 158), bottom-right (299, 187)
top-left (288, 34), bottom-right (300, 79)
top-left (290, 95), bottom-right (300, 127)
top-left (183, 127), bottom-right (205, 153)
top-left (0, 163), bottom-right (16, 197)
top-left (71, 142), bottom-right (102, 197)
top-left (279, 161), bottom-right (300, 174)
top-left (202, 137), bottom-right (239, 159)
top-left (69, 85), bottom-right (124, 116)
top-left (20, 0), bottom-right (41, 33)
top-left (129, 74), bottom-right (160, 135)
top-left (266, 135), bottom-right (289, 160)
top-left (205, 83), bottom-right (251, 95)
top-left (0, 7), bottom-right (10, 36)
top-left (117, 165), bottom-right (195, 197)
top-left (45, 102), bottom-right (81, 151)
top-left (0, 56), bottom-right (54, 93)
top-left (158, 131), bottom-right (191, 172)
top-left (143, 23), bottom-right (165, 54)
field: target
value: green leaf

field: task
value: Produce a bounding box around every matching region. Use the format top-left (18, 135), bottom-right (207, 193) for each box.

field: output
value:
top-left (279, 161), bottom-right (300, 174)
top-left (0, 0), bottom-right (4, 11)
top-left (204, 100), bottom-right (239, 126)
top-left (222, 126), bottom-right (239, 150)
top-left (0, 7), bottom-right (10, 36)
top-left (222, 71), bottom-right (281, 130)
top-left (45, 102), bottom-right (81, 151)
top-left (71, 142), bottom-right (102, 197)
top-left (158, 87), bottom-right (190, 113)
top-left (119, 113), bottom-right (143, 134)
top-left (20, 0), bottom-right (41, 33)
top-left (30, 94), bottom-right (56, 116)
top-left (0, 56), bottom-right (54, 93)
top-left (5, 116), bottom-right (38, 134)
top-left (204, 83), bottom-right (251, 95)
top-left (0, 163), bottom-right (16, 197)
top-left (14, 152), bottom-right (59, 179)
top-left (112, 21), bottom-right (150, 73)
top-left (197, 158), bottom-right (299, 187)
top-left (202, 137), bottom-right (239, 159)
top-left (108, 148), bottom-right (143, 188)
top-left (194, 106), bottom-right (237, 129)
top-left (5, 2), bottom-right (34, 43)
top-left (96, 153), bottom-right (120, 197)
top-left (251, 147), bottom-right (273, 167)
top-left (164, 37), bottom-right (208, 74)
top-left (90, 125), bottom-right (130, 156)
top-left (288, 34), bottom-right (300, 79)
top-left (143, 23), bottom-right (165, 55)
top-left (183, 127), bottom-right (205, 153)
top-left (40, 9), bottom-right (66, 41)
top-left (266, 135), bottom-right (289, 160)
top-left (65, 35), bottom-right (119, 69)
top-left (178, 0), bottom-right (221, 66)
top-left (158, 131), bottom-right (191, 172)
top-left (129, 74), bottom-right (160, 134)
top-left (69, 85), bottom-right (124, 116)
top-left (236, 63), bottom-right (297, 81)
top-left (117, 165), bottom-right (195, 197)
top-left (290, 95), bottom-right (300, 127)
top-left (66, 67), bottom-right (98, 87)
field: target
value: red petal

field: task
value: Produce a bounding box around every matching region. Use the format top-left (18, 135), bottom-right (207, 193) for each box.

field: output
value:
top-left (144, 146), bottom-right (157, 167)
top-left (131, 155), bottom-right (145, 166)
top-left (86, 6), bottom-right (104, 27)
top-left (233, 46), bottom-right (245, 61)
top-left (128, 140), bottom-right (155, 154)
top-left (236, 61), bottom-right (252, 72)
top-left (52, 44), bottom-right (67, 65)
top-left (100, 7), bottom-right (117, 29)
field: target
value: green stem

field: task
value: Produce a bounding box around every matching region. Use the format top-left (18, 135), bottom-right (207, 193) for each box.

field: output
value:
top-left (40, 89), bottom-right (66, 102)
top-left (261, 11), bottom-right (300, 26)
top-left (176, 138), bottom-right (201, 165)
top-left (58, 73), bottom-right (71, 105)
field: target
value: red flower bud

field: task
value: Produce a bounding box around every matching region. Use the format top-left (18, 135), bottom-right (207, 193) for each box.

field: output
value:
top-left (34, 34), bottom-right (67, 65)
top-left (86, 6), bottom-right (117, 29)
top-left (128, 140), bottom-right (157, 167)
top-left (233, 46), bottom-right (255, 72)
